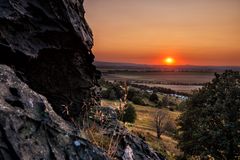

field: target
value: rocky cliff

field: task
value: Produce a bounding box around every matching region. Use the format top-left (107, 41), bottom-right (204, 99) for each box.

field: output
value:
top-left (0, 65), bottom-right (108, 160)
top-left (0, 0), bottom-right (165, 159)
top-left (0, 0), bottom-right (100, 120)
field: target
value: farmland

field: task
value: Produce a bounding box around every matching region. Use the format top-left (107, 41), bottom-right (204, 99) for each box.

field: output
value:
top-left (101, 71), bottom-right (215, 94)
top-left (103, 71), bottom-right (214, 84)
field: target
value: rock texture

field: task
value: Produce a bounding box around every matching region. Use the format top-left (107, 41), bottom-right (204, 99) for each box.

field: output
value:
top-left (0, 65), bottom-right (108, 160)
top-left (0, 0), bottom-right (100, 120)
top-left (94, 106), bottom-right (166, 160)
top-left (0, 0), bottom-right (166, 159)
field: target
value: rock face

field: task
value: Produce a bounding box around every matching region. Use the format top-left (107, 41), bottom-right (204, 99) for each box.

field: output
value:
top-left (0, 0), bottom-right (100, 120)
top-left (0, 0), bottom-right (166, 159)
top-left (0, 65), bottom-right (108, 160)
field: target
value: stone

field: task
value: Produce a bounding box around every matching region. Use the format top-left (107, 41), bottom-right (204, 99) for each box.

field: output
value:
top-left (0, 65), bottom-right (109, 160)
top-left (0, 0), bottom-right (100, 120)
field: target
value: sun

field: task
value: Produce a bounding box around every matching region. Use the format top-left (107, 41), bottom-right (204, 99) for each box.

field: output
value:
top-left (164, 57), bottom-right (175, 65)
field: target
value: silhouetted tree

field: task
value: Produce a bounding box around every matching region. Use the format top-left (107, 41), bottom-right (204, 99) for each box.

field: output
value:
top-left (178, 71), bottom-right (240, 159)
top-left (149, 92), bottom-right (159, 103)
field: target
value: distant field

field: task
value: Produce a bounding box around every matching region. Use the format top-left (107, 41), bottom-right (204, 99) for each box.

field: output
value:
top-left (133, 83), bottom-right (202, 93)
top-left (102, 71), bottom-right (215, 84)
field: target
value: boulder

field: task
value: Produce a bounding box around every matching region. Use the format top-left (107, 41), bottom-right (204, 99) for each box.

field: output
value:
top-left (0, 65), bottom-right (108, 160)
top-left (0, 0), bottom-right (100, 120)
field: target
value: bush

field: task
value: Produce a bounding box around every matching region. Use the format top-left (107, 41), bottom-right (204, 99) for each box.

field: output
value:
top-left (127, 87), bottom-right (136, 100)
top-left (176, 101), bottom-right (187, 111)
top-left (178, 71), bottom-right (240, 159)
top-left (118, 103), bottom-right (137, 123)
top-left (132, 96), bottom-right (146, 105)
top-left (100, 83), bottom-right (125, 100)
top-left (108, 89), bottom-right (117, 100)
top-left (149, 92), bottom-right (159, 103)
top-left (161, 96), bottom-right (169, 106)
top-left (155, 100), bottom-right (163, 108)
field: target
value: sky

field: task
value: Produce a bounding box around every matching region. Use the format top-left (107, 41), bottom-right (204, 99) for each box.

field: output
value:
top-left (84, 0), bottom-right (240, 66)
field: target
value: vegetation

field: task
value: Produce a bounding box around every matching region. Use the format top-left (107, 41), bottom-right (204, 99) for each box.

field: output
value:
top-left (131, 83), bottom-right (190, 97)
top-left (117, 103), bottom-right (137, 123)
top-left (100, 81), bottom-right (125, 100)
top-left (149, 92), bottom-right (159, 103)
top-left (131, 96), bottom-right (146, 106)
top-left (101, 99), bottom-right (182, 159)
top-left (178, 71), bottom-right (240, 159)
top-left (154, 110), bottom-right (169, 139)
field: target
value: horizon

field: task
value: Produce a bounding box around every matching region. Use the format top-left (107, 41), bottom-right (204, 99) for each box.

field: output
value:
top-left (95, 60), bottom-right (240, 68)
top-left (84, 0), bottom-right (240, 66)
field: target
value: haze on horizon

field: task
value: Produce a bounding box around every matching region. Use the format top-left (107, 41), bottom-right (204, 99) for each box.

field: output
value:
top-left (84, 0), bottom-right (240, 66)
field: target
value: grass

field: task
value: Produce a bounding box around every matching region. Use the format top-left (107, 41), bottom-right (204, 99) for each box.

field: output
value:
top-left (101, 99), bottom-right (182, 159)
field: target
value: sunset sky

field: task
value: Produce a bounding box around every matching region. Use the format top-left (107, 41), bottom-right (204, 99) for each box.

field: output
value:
top-left (84, 0), bottom-right (240, 66)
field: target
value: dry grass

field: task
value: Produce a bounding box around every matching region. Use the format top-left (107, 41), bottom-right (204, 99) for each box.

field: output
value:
top-left (84, 124), bottom-right (120, 159)
top-left (101, 99), bottom-right (183, 159)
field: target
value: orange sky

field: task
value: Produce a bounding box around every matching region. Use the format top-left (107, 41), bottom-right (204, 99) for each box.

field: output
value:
top-left (84, 0), bottom-right (240, 66)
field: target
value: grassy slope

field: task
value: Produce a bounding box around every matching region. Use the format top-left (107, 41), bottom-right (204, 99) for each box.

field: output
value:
top-left (101, 99), bottom-right (182, 159)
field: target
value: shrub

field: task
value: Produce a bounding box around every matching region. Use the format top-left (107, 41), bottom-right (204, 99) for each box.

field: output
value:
top-left (149, 92), bottom-right (159, 103)
top-left (178, 71), bottom-right (240, 159)
top-left (176, 101), bottom-right (187, 111)
top-left (108, 89), bottom-right (117, 100)
top-left (118, 103), bottom-right (137, 123)
top-left (161, 96), bottom-right (169, 106)
top-left (155, 100), bottom-right (163, 108)
top-left (100, 83), bottom-right (125, 100)
top-left (132, 96), bottom-right (146, 105)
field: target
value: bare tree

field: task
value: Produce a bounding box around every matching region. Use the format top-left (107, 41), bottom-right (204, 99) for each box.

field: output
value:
top-left (154, 110), bottom-right (169, 139)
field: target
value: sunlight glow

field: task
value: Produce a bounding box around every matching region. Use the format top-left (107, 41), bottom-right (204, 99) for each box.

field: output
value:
top-left (164, 57), bottom-right (175, 65)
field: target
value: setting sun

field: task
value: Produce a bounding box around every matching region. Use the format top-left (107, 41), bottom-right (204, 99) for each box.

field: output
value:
top-left (164, 57), bottom-right (175, 65)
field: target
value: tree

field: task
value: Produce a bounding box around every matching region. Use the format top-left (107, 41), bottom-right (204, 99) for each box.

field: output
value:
top-left (149, 92), bottom-right (159, 103)
top-left (118, 103), bottom-right (137, 123)
top-left (127, 87), bottom-right (136, 100)
top-left (161, 96), bottom-right (169, 106)
top-left (178, 71), bottom-right (240, 159)
top-left (108, 89), bottom-right (117, 100)
top-left (154, 110), bottom-right (169, 139)
top-left (132, 96), bottom-right (146, 106)
top-left (100, 83), bottom-right (125, 100)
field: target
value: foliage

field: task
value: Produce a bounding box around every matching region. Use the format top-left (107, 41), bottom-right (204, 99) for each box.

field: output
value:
top-left (155, 100), bottom-right (163, 108)
top-left (178, 70), bottom-right (240, 159)
top-left (162, 96), bottom-right (170, 106)
top-left (127, 87), bottom-right (138, 100)
top-left (118, 103), bottom-right (137, 123)
top-left (100, 82), bottom-right (125, 100)
top-left (149, 92), bottom-right (159, 103)
top-left (175, 101), bottom-right (187, 111)
top-left (132, 96), bottom-right (146, 106)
